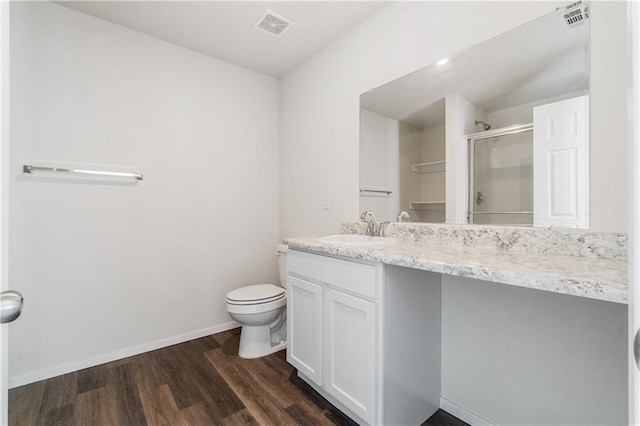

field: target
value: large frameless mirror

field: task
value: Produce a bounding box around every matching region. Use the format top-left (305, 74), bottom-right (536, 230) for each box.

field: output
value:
top-left (359, 3), bottom-right (590, 228)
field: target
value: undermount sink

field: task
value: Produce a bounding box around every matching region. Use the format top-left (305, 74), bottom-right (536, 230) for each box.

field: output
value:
top-left (317, 234), bottom-right (397, 247)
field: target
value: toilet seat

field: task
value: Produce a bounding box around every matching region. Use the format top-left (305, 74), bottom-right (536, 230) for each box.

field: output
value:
top-left (226, 293), bottom-right (286, 315)
top-left (226, 284), bottom-right (285, 306)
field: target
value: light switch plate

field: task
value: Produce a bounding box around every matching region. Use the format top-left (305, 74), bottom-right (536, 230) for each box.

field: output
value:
top-left (322, 194), bottom-right (330, 210)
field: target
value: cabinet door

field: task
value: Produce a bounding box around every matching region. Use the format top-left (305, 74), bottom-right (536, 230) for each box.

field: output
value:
top-left (287, 275), bottom-right (323, 385)
top-left (325, 289), bottom-right (377, 424)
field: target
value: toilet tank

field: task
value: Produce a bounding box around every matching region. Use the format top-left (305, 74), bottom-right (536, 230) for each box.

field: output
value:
top-left (276, 244), bottom-right (288, 287)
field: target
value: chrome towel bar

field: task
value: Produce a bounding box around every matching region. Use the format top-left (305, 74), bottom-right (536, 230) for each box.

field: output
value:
top-left (471, 211), bottom-right (533, 215)
top-left (23, 164), bottom-right (143, 181)
top-left (359, 188), bottom-right (392, 195)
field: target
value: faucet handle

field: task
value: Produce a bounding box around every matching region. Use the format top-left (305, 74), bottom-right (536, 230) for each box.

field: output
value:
top-left (397, 211), bottom-right (410, 222)
top-left (360, 211), bottom-right (379, 236)
top-left (378, 221), bottom-right (390, 237)
top-left (360, 210), bottom-right (376, 221)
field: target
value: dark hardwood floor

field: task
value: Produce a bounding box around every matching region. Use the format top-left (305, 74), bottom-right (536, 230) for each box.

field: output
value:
top-left (9, 329), bottom-right (467, 426)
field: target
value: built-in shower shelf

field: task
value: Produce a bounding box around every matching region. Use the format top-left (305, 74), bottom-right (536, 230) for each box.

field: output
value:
top-left (412, 160), bottom-right (445, 174)
top-left (410, 201), bottom-right (446, 210)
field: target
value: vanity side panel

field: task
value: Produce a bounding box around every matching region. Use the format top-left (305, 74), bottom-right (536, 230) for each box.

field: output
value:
top-left (440, 275), bottom-right (628, 425)
top-left (384, 266), bottom-right (441, 425)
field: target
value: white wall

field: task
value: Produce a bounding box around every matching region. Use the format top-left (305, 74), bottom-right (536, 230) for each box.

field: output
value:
top-left (9, 2), bottom-right (279, 385)
top-left (445, 94), bottom-right (481, 224)
top-left (486, 90), bottom-right (587, 129)
top-left (359, 109), bottom-right (399, 222)
top-left (280, 1), bottom-right (628, 236)
top-left (590, 1), bottom-right (629, 232)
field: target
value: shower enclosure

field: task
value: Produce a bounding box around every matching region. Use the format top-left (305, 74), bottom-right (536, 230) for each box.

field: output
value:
top-left (468, 123), bottom-right (533, 226)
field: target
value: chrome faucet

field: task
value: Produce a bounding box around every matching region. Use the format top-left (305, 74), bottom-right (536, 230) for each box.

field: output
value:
top-left (360, 210), bottom-right (380, 236)
top-left (397, 211), bottom-right (410, 222)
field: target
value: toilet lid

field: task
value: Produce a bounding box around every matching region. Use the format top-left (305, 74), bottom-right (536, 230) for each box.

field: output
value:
top-left (226, 284), bottom-right (285, 305)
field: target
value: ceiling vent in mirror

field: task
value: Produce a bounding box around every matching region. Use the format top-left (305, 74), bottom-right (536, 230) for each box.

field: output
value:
top-left (254, 10), bottom-right (294, 38)
top-left (558, 1), bottom-right (589, 30)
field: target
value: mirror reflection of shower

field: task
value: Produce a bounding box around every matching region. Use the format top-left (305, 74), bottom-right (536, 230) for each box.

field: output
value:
top-left (468, 123), bottom-right (533, 226)
top-left (475, 120), bottom-right (492, 131)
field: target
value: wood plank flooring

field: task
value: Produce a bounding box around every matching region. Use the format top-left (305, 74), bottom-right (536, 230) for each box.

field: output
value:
top-left (9, 328), bottom-right (467, 426)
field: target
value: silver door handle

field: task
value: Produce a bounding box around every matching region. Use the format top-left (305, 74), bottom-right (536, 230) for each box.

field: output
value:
top-left (1, 290), bottom-right (23, 323)
top-left (635, 327), bottom-right (640, 371)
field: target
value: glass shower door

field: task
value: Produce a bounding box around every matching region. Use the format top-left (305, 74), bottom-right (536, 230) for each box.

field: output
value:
top-left (469, 126), bottom-right (533, 225)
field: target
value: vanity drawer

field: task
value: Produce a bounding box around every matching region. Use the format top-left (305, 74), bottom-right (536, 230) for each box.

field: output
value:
top-left (288, 250), bottom-right (379, 299)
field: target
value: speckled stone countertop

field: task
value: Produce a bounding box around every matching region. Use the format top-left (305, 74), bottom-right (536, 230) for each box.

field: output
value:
top-left (284, 223), bottom-right (628, 304)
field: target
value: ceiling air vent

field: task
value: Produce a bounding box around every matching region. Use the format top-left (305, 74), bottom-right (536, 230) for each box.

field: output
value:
top-left (254, 10), bottom-right (294, 38)
top-left (558, 1), bottom-right (589, 30)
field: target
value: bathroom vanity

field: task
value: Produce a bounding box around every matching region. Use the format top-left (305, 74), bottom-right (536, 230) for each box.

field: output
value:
top-left (285, 222), bottom-right (628, 425)
top-left (287, 248), bottom-right (441, 425)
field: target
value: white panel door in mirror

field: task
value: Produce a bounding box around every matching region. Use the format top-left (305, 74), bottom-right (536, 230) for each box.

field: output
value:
top-left (533, 95), bottom-right (589, 229)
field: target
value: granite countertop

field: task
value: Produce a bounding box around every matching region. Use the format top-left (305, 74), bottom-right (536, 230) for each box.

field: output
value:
top-left (284, 232), bottom-right (628, 305)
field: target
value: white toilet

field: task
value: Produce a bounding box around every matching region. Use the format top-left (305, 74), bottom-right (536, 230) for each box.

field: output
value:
top-left (226, 244), bottom-right (288, 359)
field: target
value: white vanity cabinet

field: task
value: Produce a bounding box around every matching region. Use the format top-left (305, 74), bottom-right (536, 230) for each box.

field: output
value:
top-left (287, 249), bottom-right (381, 424)
top-left (287, 249), bottom-right (441, 426)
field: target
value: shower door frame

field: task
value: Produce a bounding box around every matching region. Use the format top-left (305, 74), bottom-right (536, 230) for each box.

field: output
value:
top-left (466, 122), bottom-right (533, 225)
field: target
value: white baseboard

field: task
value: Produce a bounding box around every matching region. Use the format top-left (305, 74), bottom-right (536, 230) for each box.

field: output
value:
top-left (8, 321), bottom-right (240, 389)
top-left (439, 396), bottom-right (495, 426)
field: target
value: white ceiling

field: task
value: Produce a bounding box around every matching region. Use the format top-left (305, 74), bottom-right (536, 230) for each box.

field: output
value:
top-left (56, 1), bottom-right (387, 78)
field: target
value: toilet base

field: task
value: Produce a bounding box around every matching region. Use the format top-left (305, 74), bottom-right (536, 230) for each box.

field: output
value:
top-left (238, 324), bottom-right (287, 359)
